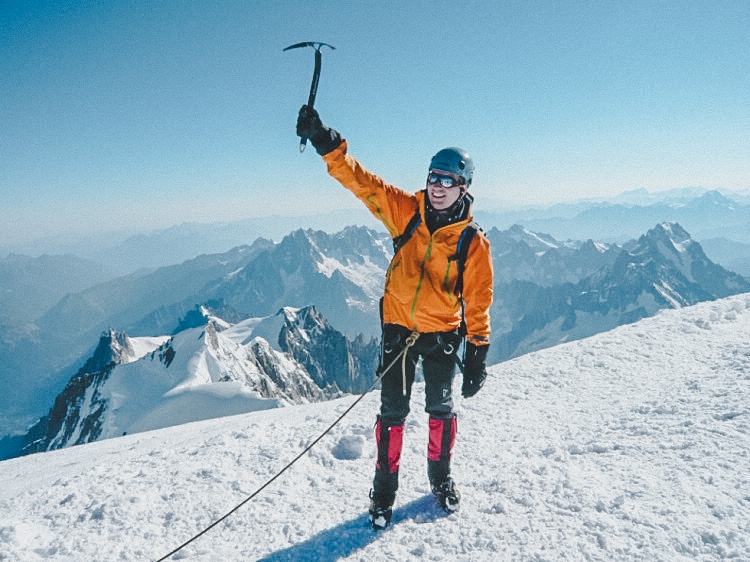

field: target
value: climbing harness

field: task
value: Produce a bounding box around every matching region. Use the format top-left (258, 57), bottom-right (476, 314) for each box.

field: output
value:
top-left (154, 329), bottom-right (420, 562)
top-left (381, 330), bottom-right (463, 398)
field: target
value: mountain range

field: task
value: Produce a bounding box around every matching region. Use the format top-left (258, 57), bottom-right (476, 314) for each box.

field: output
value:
top-left (478, 189), bottom-right (750, 244)
top-left (482, 189), bottom-right (750, 276)
top-left (0, 226), bottom-right (390, 439)
top-left (487, 222), bottom-right (750, 364)
top-left (5, 304), bottom-right (378, 459)
top-left (2, 188), bottom-right (749, 279)
top-left (0, 253), bottom-right (112, 325)
top-left (1, 215), bottom-right (748, 454)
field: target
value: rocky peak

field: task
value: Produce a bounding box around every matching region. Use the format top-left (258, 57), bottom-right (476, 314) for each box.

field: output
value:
top-left (278, 305), bottom-right (378, 393)
top-left (85, 329), bottom-right (134, 373)
top-left (173, 300), bottom-right (246, 334)
top-left (646, 222), bottom-right (692, 248)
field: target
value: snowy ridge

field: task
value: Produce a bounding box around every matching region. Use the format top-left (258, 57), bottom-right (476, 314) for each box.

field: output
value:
top-left (3, 221), bottom-right (745, 442)
top-left (16, 305), bottom-right (378, 457)
top-left (126, 335), bottom-right (171, 364)
top-left (307, 228), bottom-right (390, 311)
top-left (1, 294), bottom-right (748, 561)
top-left (489, 224), bottom-right (620, 287)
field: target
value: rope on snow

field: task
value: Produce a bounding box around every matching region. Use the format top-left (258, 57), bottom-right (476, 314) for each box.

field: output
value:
top-left (154, 331), bottom-right (420, 562)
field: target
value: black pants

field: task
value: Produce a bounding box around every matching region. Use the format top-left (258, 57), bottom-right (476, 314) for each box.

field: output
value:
top-left (372, 324), bottom-right (460, 501)
top-left (378, 323), bottom-right (461, 425)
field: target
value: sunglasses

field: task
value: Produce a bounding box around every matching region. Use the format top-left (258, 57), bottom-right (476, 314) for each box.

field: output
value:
top-left (427, 172), bottom-right (464, 189)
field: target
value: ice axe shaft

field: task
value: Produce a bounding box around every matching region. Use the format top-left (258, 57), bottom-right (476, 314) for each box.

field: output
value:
top-left (284, 41), bottom-right (335, 152)
top-left (307, 48), bottom-right (322, 109)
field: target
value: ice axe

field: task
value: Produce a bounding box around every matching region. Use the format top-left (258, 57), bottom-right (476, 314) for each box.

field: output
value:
top-left (284, 41), bottom-right (335, 152)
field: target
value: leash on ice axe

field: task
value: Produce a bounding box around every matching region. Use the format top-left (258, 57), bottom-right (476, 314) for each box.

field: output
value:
top-left (154, 330), bottom-right (419, 562)
top-left (283, 41), bottom-right (335, 152)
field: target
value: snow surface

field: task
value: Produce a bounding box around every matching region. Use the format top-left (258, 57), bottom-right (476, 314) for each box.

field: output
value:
top-left (1, 294), bottom-right (749, 561)
top-left (127, 336), bottom-right (171, 364)
top-left (315, 254), bottom-right (385, 303)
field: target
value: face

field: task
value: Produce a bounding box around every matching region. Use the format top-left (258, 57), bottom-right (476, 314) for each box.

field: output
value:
top-left (426, 170), bottom-right (466, 210)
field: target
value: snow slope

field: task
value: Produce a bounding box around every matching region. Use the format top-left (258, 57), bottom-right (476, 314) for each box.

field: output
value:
top-left (1, 294), bottom-right (749, 561)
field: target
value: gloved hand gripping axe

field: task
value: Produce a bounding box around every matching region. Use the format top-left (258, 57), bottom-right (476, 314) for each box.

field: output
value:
top-left (283, 41), bottom-right (335, 152)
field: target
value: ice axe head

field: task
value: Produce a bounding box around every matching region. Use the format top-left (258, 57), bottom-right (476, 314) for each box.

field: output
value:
top-left (283, 41), bottom-right (336, 55)
top-left (284, 41), bottom-right (336, 152)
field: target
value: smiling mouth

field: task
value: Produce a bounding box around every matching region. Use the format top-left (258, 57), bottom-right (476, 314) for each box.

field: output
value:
top-left (429, 194), bottom-right (451, 209)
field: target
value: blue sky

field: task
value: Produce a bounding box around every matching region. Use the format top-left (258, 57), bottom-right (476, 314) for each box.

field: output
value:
top-left (2, 0), bottom-right (748, 245)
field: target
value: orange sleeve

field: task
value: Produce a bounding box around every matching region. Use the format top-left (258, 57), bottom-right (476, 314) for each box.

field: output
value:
top-left (463, 232), bottom-right (493, 344)
top-left (322, 141), bottom-right (416, 238)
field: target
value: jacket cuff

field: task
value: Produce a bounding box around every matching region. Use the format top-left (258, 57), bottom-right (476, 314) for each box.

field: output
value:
top-left (468, 335), bottom-right (490, 345)
top-left (322, 139), bottom-right (348, 163)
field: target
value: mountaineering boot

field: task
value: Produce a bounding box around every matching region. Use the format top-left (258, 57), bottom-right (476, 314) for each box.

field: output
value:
top-left (432, 476), bottom-right (461, 513)
top-left (427, 414), bottom-right (460, 513)
top-left (369, 417), bottom-right (404, 530)
top-left (369, 489), bottom-right (393, 530)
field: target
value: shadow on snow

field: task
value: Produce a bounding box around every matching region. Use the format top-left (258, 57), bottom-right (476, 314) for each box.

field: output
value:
top-left (256, 494), bottom-right (446, 561)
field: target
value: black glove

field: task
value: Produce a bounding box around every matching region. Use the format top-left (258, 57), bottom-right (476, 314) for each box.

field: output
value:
top-left (462, 342), bottom-right (488, 398)
top-left (296, 105), bottom-right (342, 155)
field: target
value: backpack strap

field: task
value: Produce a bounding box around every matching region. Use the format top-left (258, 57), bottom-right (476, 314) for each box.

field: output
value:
top-left (391, 209), bottom-right (421, 255)
top-left (449, 222), bottom-right (480, 339)
top-left (449, 222), bottom-right (480, 297)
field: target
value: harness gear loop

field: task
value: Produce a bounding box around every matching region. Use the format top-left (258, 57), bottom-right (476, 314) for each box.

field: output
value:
top-left (401, 330), bottom-right (420, 396)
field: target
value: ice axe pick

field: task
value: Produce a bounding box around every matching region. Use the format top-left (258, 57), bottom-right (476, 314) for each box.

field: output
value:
top-left (284, 41), bottom-right (335, 152)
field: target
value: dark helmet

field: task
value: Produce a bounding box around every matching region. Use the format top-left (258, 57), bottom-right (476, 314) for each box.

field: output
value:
top-left (429, 147), bottom-right (474, 186)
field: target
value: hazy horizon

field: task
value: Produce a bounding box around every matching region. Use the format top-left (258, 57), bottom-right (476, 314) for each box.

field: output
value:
top-left (3, 1), bottom-right (748, 247)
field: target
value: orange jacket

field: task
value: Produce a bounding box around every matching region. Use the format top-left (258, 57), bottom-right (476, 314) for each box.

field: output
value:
top-left (323, 141), bottom-right (493, 345)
